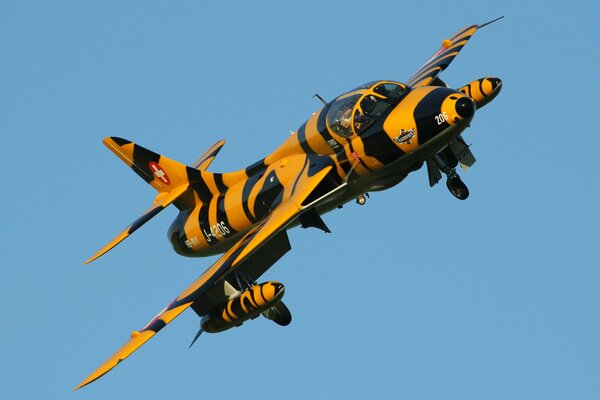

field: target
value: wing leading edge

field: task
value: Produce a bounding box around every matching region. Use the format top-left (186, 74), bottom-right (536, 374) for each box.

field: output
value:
top-left (75, 161), bottom-right (336, 390)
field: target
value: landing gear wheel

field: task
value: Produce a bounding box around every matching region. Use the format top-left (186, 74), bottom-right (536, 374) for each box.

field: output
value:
top-left (356, 193), bottom-right (369, 205)
top-left (446, 175), bottom-right (469, 200)
top-left (433, 153), bottom-right (470, 200)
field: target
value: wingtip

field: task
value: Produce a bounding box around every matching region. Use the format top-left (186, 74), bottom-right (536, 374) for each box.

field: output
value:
top-left (83, 251), bottom-right (103, 265)
top-left (73, 375), bottom-right (96, 391)
top-left (73, 371), bottom-right (106, 391)
top-left (83, 254), bottom-right (98, 265)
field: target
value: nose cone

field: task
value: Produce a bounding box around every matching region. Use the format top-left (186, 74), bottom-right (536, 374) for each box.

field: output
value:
top-left (455, 97), bottom-right (475, 119)
top-left (272, 282), bottom-right (285, 295)
top-left (261, 281), bottom-right (285, 302)
top-left (488, 77), bottom-right (502, 91)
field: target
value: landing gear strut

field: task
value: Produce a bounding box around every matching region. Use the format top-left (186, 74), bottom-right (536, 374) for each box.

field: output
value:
top-left (234, 270), bottom-right (256, 290)
top-left (433, 154), bottom-right (469, 200)
top-left (356, 193), bottom-right (369, 205)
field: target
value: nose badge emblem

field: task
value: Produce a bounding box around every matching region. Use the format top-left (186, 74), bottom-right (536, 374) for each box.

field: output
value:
top-left (394, 128), bottom-right (415, 144)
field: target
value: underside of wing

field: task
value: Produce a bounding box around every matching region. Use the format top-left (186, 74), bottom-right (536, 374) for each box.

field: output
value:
top-left (75, 207), bottom-right (296, 390)
top-left (406, 17), bottom-right (503, 88)
top-left (75, 160), bottom-right (338, 390)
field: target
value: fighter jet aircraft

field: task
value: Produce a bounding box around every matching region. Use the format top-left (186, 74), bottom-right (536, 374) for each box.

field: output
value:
top-left (76, 17), bottom-right (503, 389)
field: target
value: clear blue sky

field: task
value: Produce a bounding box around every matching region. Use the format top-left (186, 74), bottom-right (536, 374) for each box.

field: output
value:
top-left (1, 1), bottom-right (598, 398)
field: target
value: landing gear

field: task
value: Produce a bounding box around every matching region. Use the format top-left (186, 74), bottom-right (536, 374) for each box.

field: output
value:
top-left (446, 175), bottom-right (469, 200)
top-left (233, 270), bottom-right (256, 290)
top-left (433, 153), bottom-right (469, 200)
top-left (356, 193), bottom-right (369, 205)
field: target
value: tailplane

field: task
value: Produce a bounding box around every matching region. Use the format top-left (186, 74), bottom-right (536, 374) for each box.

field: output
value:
top-left (86, 137), bottom-right (228, 264)
top-left (190, 139), bottom-right (226, 170)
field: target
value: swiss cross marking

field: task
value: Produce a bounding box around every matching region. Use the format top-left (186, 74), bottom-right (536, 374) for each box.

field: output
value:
top-left (148, 161), bottom-right (170, 185)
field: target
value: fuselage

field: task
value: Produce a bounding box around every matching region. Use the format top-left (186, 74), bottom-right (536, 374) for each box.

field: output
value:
top-left (168, 80), bottom-right (476, 257)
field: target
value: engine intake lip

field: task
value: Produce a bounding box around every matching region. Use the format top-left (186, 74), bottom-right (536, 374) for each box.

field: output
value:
top-left (455, 97), bottom-right (475, 118)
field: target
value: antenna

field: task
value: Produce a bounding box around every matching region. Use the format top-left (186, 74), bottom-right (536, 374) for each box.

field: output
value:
top-left (313, 93), bottom-right (329, 106)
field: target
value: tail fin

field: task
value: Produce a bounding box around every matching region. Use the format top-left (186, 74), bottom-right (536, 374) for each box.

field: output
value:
top-left (103, 137), bottom-right (202, 193)
top-left (86, 137), bottom-right (226, 264)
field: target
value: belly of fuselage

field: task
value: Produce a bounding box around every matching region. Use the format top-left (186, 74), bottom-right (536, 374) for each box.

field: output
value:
top-left (167, 176), bottom-right (260, 257)
top-left (167, 154), bottom-right (317, 258)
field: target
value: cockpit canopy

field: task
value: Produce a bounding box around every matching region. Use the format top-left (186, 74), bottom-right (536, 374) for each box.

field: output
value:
top-left (327, 81), bottom-right (410, 138)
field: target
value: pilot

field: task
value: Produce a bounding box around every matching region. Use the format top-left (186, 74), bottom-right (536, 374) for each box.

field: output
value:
top-left (361, 95), bottom-right (378, 115)
top-left (374, 85), bottom-right (391, 98)
top-left (354, 96), bottom-right (378, 133)
top-left (374, 83), bottom-right (407, 100)
top-left (339, 107), bottom-right (352, 129)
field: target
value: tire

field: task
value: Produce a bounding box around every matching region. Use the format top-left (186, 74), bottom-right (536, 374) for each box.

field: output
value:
top-left (446, 176), bottom-right (469, 200)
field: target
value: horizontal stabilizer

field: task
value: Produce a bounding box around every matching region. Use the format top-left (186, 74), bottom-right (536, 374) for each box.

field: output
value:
top-left (191, 139), bottom-right (226, 170)
top-left (84, 184), bottom-right (189, 264)
top-left (87, 137), bottom-right (236, 264)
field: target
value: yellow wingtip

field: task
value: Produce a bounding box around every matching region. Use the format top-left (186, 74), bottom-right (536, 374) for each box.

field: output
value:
top-left (74, 371), bottom-right (106, 391)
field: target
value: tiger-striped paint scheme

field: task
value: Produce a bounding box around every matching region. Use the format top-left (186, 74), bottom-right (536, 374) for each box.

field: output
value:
top-left (76, 18), bottom-right (503, 390)
top-left (459, 77), bottom-right (503, 109)
top-left (201, 281), bottom-right (285, 333)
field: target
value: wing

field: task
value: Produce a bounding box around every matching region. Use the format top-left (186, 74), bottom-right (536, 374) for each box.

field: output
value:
top-left (406, 17), bottom-right (503, 88)
top-left (75, 163), bottom-right (336, 390)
